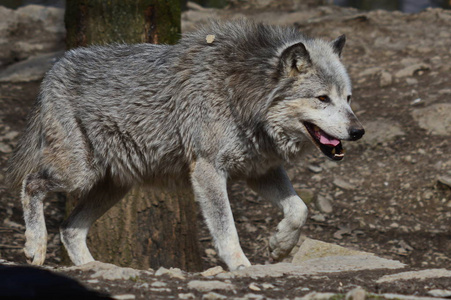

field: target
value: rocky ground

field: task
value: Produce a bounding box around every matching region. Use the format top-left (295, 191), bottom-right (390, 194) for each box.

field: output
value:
top-left (0, 2), bottom-right (450, 299)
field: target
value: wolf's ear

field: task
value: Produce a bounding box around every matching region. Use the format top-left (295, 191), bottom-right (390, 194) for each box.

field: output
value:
top-left (332, 34), bottom-right (346, 57)
top-left (279, 42), bottom-right (311, 76)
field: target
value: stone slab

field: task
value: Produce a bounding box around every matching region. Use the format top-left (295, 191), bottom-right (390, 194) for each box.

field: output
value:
top-left (292, 238), bottom-right (372, 263)
top-left (376, 268), bottom-right (451, 283)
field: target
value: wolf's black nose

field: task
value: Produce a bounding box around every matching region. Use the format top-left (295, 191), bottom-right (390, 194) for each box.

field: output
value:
top-left (349, 127), bottom-right (365, 141)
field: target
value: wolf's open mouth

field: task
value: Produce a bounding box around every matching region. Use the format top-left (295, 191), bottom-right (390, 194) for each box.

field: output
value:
top-left (304, 122), bottom-right (345, 161)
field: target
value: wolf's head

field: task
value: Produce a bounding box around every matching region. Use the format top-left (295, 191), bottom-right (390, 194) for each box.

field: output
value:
top-left (265, 35), bottom-right (364, 161)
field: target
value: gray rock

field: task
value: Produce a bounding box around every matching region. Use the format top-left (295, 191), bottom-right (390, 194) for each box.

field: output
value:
top-left (296, 292), bottom-right (338, 300)
top-left (1, 130), bottom-right (20, 141)
top-left (0, 259), bottom-right (17, 265)
top-left (316, 195), bottom-right (333, 214)
top-left (179, 293), bottom-right (196, 300)
top-left (310, 214), bottom-right (326, 222)
top-left (240, 293), bottom-right (265, 300)
top-left (64, 261), bottom-right (115, 272)
top-left (345, 287), bottom-right (366, 300)
top-left (307, 164), bottom-right (323, 173)
top-left (292, 238), bottom-right (372, 264)
top-left (395, 63), bottom-right (430, 78)
top-left (233, 263), bottom-right (305, 278)
top-left (361, 119), bottom-right (405, 146)
top-left (134, 283), bottom-right (149, 289)
top-left (412, 103), bottom-right (451, 136)
top-left (234, 254), bottom-right (404, 278)
top-left (0, 142), bottom-right (12, 153)
top-left (149, 288), bottom-right (171, 293)
top-left (332, 225), bottom-right (352, 239)
top-left (410, 98), bottom-right (423, 106)
top-left (202, 292), bottom-right (228, 300)
top-left (406, 77), bottom-right (418, 85)
top-left (215, 272), bottom-right (235, 279)
top-left (438, 175), bottom-right (451, 187)
top-left (201, 266), bottom-right (224, 277)
top-left (86, 279), bottom-right (99, 284)
top-left (359, 67), bottom-right (383, 77)
top-left (261, 283), bottom-right (275, 290)
top-left (111, 295), bottom-right (135, 300)
top-left (0, 5), bottom-right (65, 67)
top-left (186, 1), bottom-right (209, 11)
top-left (205, 248), bottom-right (217, 257)
top-left (400, 57), bottom-right (420, 67)
top-left (427, 289), bottom-right (451, 298)
top-left (182, 9), bottom-right (218, 33)
top-left (438, 88), bottom-right (451, 95)
top-left (90, 266), bottom-right (141, 281)
top-left (333, 178), bottom-right (355, 190)
top-left (0, 6), bottom-right (18, 66)
top-left (64, 261), bottom-right (144, 281)
top-left (0, 51), bottom-right (64, 82)
top-left (248, 283), bottom-right (261, 291)
top-left (296, 188), bottom-right (315, 205)
top-left (187, 280), bottom-right (235, 292)
top-left (150, 281), bottom-right (167, 287)
top-left (376, 269), bottom-right (451, 283)
top-left (379, 293), bottom-right (440, 300)
top-left (155, 266), bottom-right (186, 280)
top-left (379, 71), bottom-right (393, 87)
top-left (298, 255), bottom-right (405, 273)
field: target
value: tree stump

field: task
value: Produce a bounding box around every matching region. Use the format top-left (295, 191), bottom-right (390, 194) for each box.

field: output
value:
top-left (64, 0), bottom-right (203, 271)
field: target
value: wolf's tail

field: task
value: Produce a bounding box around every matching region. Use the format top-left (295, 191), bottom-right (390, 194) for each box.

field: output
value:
top-left (6, 103), bottom-right (43, 190)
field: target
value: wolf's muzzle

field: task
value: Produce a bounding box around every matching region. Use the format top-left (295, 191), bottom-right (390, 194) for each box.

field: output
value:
top-left (349, 127), bottom-right (365, 141)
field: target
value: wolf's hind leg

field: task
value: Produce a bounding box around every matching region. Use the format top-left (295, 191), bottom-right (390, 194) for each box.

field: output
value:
top-left (21, 173), bottom-right (65, 265)
top-left (247, 166), bottom-right (308, 261)
top-left (60, 179), bottom-right (129, 266)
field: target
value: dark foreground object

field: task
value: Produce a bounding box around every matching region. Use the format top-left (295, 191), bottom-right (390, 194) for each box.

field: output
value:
top-left (0, 265), bottom-right (111, 299)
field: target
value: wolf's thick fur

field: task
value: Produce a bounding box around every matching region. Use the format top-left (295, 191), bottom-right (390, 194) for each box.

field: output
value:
top-left (7, 20), bottom-right (364, 270)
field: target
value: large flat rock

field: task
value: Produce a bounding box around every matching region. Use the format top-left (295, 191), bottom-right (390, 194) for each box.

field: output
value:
top-left (233, 238), bottom-right (405, 278)
top-left (0, 5), bottom-right (65, 67)
top-left (233, 254), bottom-right (405, 278)
top-left (0, 51), bottom-right (63, 82)
top-left (292, 237), bottom-right (373, 263)
top-left (411, 103), bottom-right (451, 136)
top-left (376, 269), bottom-right (451, 283)
top-left (359, 118), bottom-right (405, 146)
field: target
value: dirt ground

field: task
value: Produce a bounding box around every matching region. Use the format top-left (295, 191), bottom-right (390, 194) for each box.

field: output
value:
top-left (0, 2), bottom-right (450, 299)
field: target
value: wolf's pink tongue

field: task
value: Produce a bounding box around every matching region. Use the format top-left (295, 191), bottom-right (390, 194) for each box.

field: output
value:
top-left (319, 135), bottom-right (341, 147)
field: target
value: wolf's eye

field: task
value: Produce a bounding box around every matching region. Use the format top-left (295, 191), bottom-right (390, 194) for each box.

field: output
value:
top-left (347, 95), bottom-right (352, 103)
top-left (317, 95), bottom-right (330, 102)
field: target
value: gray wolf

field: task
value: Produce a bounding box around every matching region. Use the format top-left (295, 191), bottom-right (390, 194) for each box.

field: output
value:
top-left (7, 20), bottom-right (364, 271)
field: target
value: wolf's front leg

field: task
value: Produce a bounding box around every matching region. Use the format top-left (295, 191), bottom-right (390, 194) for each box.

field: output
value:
top-left (191, 159), bottom-right (251, 271)
top-left (247, 166), bottom-right (308, 261)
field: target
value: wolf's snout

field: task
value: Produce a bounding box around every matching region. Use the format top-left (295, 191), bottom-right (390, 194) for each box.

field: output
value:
top-left (349, 127), bottom-right (365, 141)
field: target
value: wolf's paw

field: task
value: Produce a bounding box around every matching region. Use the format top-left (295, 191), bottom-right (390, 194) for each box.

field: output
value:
top-left (24, 232), bottom-right (47, 265)
top-left (268, 223), bottom-right (302, 261)
top-left (229, 260), bottom-right (251, 271)
top-left (269, 234), bottom-right (295, 261)
top-left (224, 252), bottom-right (251, 271)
